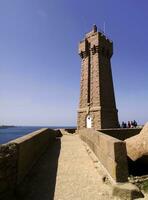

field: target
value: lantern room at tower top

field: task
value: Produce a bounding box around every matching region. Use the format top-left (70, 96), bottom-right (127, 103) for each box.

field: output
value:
top-left (77, 25), bottom-right (119, 130)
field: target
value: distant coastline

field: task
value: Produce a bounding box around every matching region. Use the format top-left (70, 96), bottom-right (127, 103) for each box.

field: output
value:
top-left (0, 125), bottom-right (15, 129)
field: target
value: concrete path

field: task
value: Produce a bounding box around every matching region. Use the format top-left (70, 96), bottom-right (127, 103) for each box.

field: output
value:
top-left (18, 135), bottom-right (115, 200)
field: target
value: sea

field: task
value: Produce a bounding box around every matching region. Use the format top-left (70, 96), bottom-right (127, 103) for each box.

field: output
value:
top-left (0, 126), bottom-right (76, 144)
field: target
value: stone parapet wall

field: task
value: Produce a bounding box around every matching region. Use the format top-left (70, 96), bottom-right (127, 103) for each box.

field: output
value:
top-left (0, 143), bottom-right (18, 199)
top-left (10, 128), bottom-right (56, 184)
top-left (79, 129), bottom-right (128, 182)
top-left (0, 128), bottom-right (57, 199)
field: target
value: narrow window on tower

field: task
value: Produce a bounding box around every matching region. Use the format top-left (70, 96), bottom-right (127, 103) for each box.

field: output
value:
top-left (87, 45), bottom-right (91, 104)
top-left (102, 47), bottom-right (105, 56)
top-left (107, 49), bottom-right (110, 58)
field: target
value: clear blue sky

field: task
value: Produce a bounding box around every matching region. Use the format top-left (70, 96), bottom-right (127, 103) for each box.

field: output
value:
top-left (0, 0), bottom-right (148, 126)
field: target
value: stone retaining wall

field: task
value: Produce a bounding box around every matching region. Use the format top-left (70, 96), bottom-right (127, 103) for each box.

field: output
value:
top-left (79, 129), bottom-right (129, 182)
top-left (0, 128), bottom-right (57, 199)
top-left (98, 128), bottom-right (141, 140)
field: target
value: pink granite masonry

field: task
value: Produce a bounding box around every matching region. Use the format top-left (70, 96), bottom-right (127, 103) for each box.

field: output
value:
top-left (77, 25), bottom-right (119, 130)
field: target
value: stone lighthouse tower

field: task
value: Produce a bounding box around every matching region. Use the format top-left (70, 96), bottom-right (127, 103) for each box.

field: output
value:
top-left (77, 25), bottom-right (119, 130)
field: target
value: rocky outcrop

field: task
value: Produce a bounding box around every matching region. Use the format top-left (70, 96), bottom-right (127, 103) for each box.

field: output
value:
top-left (125, 123), bottom-right (148, 161)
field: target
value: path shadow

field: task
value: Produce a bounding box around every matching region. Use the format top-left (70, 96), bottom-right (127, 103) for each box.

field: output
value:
top-left (16, 138), bottom-right (61, 200)
top-left (128, 155), bottom-right (148, 176)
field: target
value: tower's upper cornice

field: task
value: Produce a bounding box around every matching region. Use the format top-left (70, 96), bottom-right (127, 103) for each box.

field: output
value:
top-left (80, 25), bottom-right (112, 44)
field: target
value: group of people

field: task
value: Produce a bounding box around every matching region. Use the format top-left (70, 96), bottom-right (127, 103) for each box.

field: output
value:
top-left (121, 120), bottom-right (137, 128)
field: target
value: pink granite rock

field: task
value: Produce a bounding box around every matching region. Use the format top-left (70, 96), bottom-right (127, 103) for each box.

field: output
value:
top-left (125, 123), bottom-right (148, 161)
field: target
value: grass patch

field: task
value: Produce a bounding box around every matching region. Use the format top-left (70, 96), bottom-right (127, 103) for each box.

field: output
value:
top-left (140, 180), bottom-right (148, 193)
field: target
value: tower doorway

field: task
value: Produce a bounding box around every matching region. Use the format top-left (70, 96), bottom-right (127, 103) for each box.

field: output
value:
top-left (86, 115), bottom-right (92, 128)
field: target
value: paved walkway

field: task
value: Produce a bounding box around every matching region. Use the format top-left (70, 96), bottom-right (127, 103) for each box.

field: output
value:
top-left (18, 135), bottom-right (115, 200)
